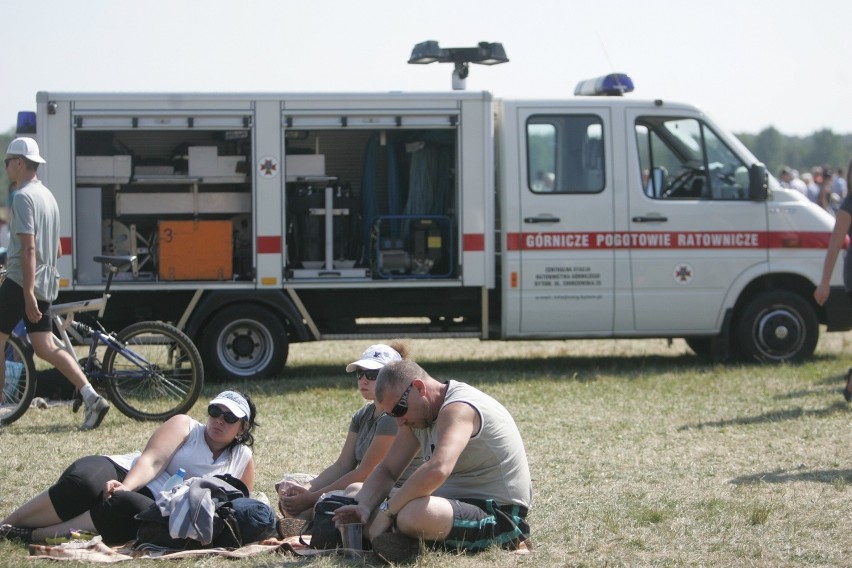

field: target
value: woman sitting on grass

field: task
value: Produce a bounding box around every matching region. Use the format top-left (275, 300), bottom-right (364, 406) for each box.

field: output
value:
top-left (276, 341), bottom-right (421, 531)
top-left (0, 390), bottom-right (257, 545)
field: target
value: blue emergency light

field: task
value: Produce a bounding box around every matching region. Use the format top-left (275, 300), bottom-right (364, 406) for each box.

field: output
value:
top-left (574, 73), bottom-right (634, 96)
top-left (16, 111), bottom-right (36, 134)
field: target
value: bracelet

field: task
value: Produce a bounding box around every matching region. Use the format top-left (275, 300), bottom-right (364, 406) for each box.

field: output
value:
top-left (378, 500), bottom-right (396, 521)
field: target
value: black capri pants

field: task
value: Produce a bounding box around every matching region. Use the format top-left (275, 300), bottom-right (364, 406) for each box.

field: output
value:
top-left (48, 455), bottom-right (155, 544)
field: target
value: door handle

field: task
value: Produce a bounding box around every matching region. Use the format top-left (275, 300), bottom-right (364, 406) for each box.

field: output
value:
top-left (524, 216), bottom-right (561, 224)
top-left (631, 216), bottom-right (668, 223)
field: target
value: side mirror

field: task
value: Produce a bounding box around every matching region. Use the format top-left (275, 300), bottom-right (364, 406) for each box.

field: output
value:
top-left (748, 163), bottom-right (768, 201)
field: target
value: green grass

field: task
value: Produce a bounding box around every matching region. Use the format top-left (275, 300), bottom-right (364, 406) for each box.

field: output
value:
top-left (1, 333), bottom-right (851, 567)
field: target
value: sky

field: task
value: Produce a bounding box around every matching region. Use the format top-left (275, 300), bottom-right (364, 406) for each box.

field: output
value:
top-left (4, 0), bottom-right (851, 137)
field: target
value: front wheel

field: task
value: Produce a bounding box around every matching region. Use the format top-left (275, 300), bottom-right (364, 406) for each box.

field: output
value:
top-left (0, 335), bottom-right (36, 425)
top-left (103, 321), bottom-right (204, 421)
top-left (737, 291), bottom-right (819, 363)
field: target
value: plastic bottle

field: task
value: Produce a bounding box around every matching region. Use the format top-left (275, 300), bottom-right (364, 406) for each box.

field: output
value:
top-left (161, 468), bottom-right (186, 492)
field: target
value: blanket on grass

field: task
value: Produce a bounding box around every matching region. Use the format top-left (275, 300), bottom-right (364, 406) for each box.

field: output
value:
top-left (27, 535), bottom-right (330, 562)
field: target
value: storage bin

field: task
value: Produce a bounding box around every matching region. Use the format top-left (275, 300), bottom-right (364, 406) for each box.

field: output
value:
top-left (158, 220), bottom-right (233, 281)
top-left (285, 155), bottom-right (325, 181)
top-left (76, 155), bottom-right (132, 182)
top-left (188, 146), bottom-right (218, 177)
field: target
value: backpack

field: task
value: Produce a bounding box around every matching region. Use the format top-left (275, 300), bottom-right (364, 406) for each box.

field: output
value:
top-left (299, 494), bottom-right (359, 549)
top-left (135, 475), bottom-right (275, 550)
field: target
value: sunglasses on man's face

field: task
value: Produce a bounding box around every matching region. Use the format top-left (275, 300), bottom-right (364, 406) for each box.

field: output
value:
top-left (4, 157), bottom-right (19, 167)
top-left (208, 404), bottom-right (241, 424)
top-left (388, 383), bottom-right (413, 418)
top-left (355, 369), bottom-right (379, 381)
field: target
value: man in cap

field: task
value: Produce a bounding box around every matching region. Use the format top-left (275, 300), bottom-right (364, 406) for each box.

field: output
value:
top-left (334, 359), bottom-right (532, 564)
top-left (0, 137), bottom-right (110, 429)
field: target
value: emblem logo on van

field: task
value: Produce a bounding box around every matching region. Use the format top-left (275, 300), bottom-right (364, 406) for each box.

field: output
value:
top-left (674, 264), bottom-right (693, 284)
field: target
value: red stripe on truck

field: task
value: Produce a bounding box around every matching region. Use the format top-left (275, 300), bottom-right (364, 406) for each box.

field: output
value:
top-left (257, 236), bottom-right (282, 254)
top-left (506, 231), bottom-right (831, 251)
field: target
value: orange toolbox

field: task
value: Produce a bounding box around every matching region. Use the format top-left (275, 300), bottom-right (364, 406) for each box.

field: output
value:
top-left (158, 220), bottom-right (233, 281)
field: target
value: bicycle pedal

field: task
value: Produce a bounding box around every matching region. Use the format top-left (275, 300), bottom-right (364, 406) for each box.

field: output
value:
top-left (72, 398), bottom-right (82, 413)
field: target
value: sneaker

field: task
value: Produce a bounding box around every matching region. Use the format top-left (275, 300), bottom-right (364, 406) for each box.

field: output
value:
top-left (372, 532), bottom-right (420, 565)
top-left (276, 517), bottom-right (305, 539)
top-left (81, 396), bottom-right (110, 431)
top-left (0, 523), bottom-right (33, 543)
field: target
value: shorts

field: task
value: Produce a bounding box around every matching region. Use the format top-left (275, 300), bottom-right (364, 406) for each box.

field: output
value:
top-left (0, 278), bottom-right (52, 334)
top-left (442, 498), bottom-right (529, 553)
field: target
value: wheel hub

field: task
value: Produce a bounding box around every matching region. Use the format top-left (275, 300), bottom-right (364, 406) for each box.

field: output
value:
top-left (229, 332), bottom-right (258, 359)
top-left (756, 309), bottom-right (802, 356)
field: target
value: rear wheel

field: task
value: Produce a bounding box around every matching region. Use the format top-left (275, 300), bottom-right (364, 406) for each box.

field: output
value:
top-left (201, 305), bottom-right (288, 381)
top-left (1, 335), bottom-right (36, 425)
top-left (737, 291), bottom-right (818, 362)
top-left (103, 321), bottom-right (203, 421)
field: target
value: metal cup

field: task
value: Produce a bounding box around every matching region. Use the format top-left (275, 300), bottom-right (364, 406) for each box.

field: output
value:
top-left (338, 522), bottom-right (363, 558)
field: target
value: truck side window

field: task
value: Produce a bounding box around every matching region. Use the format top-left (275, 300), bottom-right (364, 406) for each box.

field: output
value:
top-left (636, 117), bottom-right (749, 201)
top-left (527, 115), bottom-right (605, 194)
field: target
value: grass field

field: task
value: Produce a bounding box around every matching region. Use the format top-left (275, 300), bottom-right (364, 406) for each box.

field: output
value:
top-left (1, 331), bottom-right (851, 567)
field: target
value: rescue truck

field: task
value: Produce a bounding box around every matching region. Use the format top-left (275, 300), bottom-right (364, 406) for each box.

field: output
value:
top-left (15, 74), bottom-right (852, 382)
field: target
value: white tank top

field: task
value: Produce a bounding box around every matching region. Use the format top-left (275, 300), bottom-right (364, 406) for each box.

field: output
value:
top-left (107, 418), bottom-right (253, 494)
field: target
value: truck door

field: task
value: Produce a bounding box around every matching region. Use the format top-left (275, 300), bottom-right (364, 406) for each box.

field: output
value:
top-left (505, 105), bottom-right (617, 335)
top-left (624, 110), bottom-right (768, 332)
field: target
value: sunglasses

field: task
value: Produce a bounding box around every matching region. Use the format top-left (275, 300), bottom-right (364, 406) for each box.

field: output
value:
top-left (355, 369), bottom-right (379, 381)
top-left (208, 404), bottom-right (241, 424)
top-left (4, 157), bottom-right (19, 167)
top-left (388, 383), bottom-right (413, 418)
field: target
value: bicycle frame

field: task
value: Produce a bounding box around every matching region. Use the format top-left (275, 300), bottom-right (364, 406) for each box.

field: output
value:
top-left (50, 291), bottom-right (163, 385)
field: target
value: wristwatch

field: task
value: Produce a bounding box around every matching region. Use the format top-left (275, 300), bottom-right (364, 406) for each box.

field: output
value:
top-left (378, 501), bottom-right (396, 521)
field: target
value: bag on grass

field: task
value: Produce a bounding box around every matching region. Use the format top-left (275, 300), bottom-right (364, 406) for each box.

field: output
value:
top-left (135, 474), bottom-right (276, 550)
top-left (299, 494), bottom-right (358, 549)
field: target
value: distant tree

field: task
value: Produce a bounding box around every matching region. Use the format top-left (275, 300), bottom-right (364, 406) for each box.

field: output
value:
top-left (752, 127), bottom-right (786, 175)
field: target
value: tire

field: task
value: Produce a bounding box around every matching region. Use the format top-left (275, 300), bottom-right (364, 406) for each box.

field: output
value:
top-left (1, 335), bottom-right (37, 426)
top-left (201, 305), bottom-right (288, 382)
top-left (737, 290), bottom-right (819, 363)
top-left (103, 321), bottom-right (204, 421)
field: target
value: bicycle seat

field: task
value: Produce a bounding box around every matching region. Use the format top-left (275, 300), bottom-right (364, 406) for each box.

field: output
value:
top-left (93, 255), bottom-right (137, 270)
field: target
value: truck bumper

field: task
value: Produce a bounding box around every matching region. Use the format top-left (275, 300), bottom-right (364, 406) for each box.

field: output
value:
top-left (825, 286), bottom-right (852, 331)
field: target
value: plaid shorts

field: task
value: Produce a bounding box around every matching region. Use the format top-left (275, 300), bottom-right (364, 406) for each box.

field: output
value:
top-left (441, 498), bottom-right (529, 553)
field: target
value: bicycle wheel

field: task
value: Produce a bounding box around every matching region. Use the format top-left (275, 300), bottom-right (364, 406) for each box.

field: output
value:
top-left (102, 321), bottom-right (203, 421)
top-left (1, 335), bottom-right (37, 425)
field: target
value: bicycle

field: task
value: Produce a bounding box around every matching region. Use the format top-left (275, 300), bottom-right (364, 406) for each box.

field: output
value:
top-left (1, 255), bottom-right (203, 426)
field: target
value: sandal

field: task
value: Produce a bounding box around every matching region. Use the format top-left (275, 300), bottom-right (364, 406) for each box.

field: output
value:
top-left (844, 368), bottom-right (852, 403)
top-left (0, 523), bottom-right (33, 543)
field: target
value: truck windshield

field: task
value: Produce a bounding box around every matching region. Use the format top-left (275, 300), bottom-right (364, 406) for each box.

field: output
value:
top-left (636, 117), bottom-right (750, 200)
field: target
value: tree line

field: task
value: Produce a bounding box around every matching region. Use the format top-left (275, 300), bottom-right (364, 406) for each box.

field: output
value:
top-left (737, 127), bottom-right (852, 179)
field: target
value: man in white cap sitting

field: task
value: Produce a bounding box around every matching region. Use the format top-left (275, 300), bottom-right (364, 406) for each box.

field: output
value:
top-left (0, 137), bottom-right (110, 429)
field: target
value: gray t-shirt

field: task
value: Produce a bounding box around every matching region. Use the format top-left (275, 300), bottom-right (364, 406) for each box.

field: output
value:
top-left (7, 179), bottom-right (60, 301)
top-left (350, 402), bottom-right (423, 486)
top-left (410, 380), bottom-right (532, 508)
top-left (350, 403), bottom-right (398, 463)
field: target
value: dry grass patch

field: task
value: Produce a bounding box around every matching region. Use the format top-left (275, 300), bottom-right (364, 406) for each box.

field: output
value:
top-left (0, 333), bottom-right (851, 567)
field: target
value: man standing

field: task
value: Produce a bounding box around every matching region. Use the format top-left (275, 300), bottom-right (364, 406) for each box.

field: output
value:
top-left (0, 137), bottom-right (109, 429)
top-left (334, 359), bottom-right (532, 563)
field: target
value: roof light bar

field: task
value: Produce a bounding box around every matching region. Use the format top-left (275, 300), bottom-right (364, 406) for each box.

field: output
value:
top-left (574, 73), bottom-right (635, 97)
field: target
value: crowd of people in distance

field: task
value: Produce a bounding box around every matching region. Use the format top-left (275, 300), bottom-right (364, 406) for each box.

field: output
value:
top-left (779, 164), bottom-right (848, 213)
